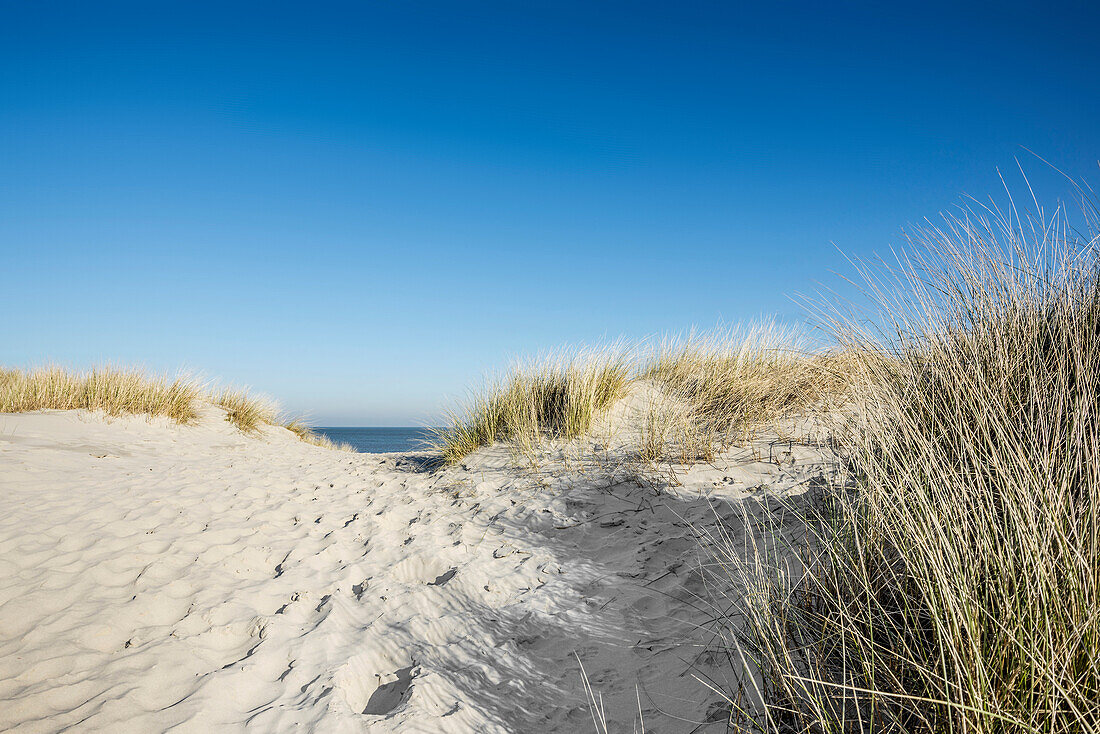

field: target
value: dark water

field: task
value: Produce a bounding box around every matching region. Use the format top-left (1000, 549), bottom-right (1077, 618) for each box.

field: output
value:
top-left (313, 427), bottom-right (436, 454)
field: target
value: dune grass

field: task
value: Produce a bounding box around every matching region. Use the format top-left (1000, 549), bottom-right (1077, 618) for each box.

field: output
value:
top-left (432, 177), bottom-right (1100, 731)
top-left (283, 419), bottom-right (352, 451)
top-left (214, 387), bottom-right (280, 433)
top-left (431, 329), bottom-right (850, 466)
top-left (431, 347), bottom-right (633, 464)
top-left (717, 190), bottom-right (1100, 732)
top-left (641, 325), bottom-right (854, 455)
top-left (0, 366), bottom-right (347, 449)
top-left (0, 367), bottom-right (205, 423)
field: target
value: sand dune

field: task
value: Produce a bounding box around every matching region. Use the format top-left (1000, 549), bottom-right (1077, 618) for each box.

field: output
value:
top-left (0, 405), bottom-right (831, 732)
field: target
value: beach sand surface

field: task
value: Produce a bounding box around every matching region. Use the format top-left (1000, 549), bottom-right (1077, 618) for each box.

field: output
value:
top-left (0, 402), bottom-right (831, 732)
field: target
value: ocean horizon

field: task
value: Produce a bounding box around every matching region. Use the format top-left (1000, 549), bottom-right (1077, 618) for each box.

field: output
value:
top-left (312, 426), bottom-right (437, 454)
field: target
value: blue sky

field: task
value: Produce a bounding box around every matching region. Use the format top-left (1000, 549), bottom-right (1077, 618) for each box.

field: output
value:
top-left (2, 1), bottom-right (1098, 425)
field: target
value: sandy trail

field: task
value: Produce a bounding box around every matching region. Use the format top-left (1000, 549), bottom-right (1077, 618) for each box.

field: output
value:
top-left (0, 407), bottom-right (830, 732)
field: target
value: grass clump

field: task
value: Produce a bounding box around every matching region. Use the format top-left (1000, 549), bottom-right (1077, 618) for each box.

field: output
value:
top-left (724, 187), bottom-right (1100, 732)
top-left (642, 325), bottom-right (853, 454)
top-left (284, 419), bottom-right (353, 451)
top-left (214, 388), bottom-right (279, 434)
top-left (432, 347), bottom-right (632, 464)
top-left (0, 365), bottom-right (347, 449)
top-left (431, 330), bottom-right (849, 466)
top-left (0, 366), bottom-right (204, 423)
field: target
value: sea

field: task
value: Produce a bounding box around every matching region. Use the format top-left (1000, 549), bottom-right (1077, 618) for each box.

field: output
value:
top-left (312, 427), bottom-right (437, 454)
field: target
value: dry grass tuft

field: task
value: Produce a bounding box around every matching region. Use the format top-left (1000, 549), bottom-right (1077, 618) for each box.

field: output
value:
top-left (432, 347), bottom-right (633, 464)
top-left (639, 325), bottom-right (854, 459)
top-left (284, 419), bottom-right (354, 451)
top-left (431, 329), bottom-right (852, 467)
top-left (0, 366), bottom-right (204, 423)
top-left (214, 388), bottom-right (279, 434)
top-left (0, 366), bottom-right (348, 449)
top-left (716, 184), bottom-right (1100, 732)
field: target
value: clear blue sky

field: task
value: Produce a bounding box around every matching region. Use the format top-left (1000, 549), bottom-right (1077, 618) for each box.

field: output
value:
top-left (2, 1), bottom-right (1097, 425)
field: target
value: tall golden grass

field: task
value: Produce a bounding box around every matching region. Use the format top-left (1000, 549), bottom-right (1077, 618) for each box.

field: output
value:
top-left (431, 347), bottom-right (633, 463)
top-left (714, 188), bottom-right (1100, 732)
top-left (641, 325), bottom-right (854, 456)
top-left (214, 388), bottom-right (279, 433)
top-left (431, 329), bottom-right (851, 465)
top-left (0, 367), bottom-right (204, 422)
top-left (0, 366), bottom-right (347, 449)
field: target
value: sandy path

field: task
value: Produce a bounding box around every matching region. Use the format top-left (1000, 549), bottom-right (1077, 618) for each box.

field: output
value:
top-left (0, 408), bottom-right (829, 732)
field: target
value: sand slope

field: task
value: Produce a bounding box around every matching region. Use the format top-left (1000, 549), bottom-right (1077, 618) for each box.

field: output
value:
top-left (0, 407), bottom-right (831, 732)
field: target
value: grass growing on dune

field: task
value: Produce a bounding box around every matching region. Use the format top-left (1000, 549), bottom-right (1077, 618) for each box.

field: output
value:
top-left (432, 331), bottom-right (849, 466)
top-left (0, 366), bottom-right (348, 449)
top-left (214, 388), bottom-right (279, 433)
top-left (284, 419), bottom-right (353, 451)
top-left (432, 348), bottom-right (632, 464)
top-left (429, 175), bottom-right (1100, 733)
top-left (642, 326), bottom-right (854, 451)
top-left (719, 187), bottom-right (1100, 732)
top-left (0, 366), bottom-right (204, 423)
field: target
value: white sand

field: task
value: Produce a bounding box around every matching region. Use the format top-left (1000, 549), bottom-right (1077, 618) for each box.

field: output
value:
top-left (0, 402), bottom-right (831, 732)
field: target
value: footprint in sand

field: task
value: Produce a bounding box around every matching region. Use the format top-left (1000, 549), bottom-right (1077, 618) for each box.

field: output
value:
top-left (335, 651), bottom-right (419, 716)
top-left (391, 556), bottom-right (458, 586)
top-left (362, 665), bottom-right (418, 715)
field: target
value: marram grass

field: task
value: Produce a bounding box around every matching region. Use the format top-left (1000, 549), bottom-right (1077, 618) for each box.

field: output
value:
top-left (284, 419), bottom-right (351, 451)
top-left (432, 330), bottom-right (852, 465)
top-left (711, 189), bottom-right (1100, 733)
top-left (214, 388), bottom-right (279, 434)
top-left (642, 325), bottom-right (855, 451)
top-left (0, 367), bottom-right (204, 423)
top-left (0, 366), bottom-right (348, 449)
top-left (431, 347), bottom-right (633, 464)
